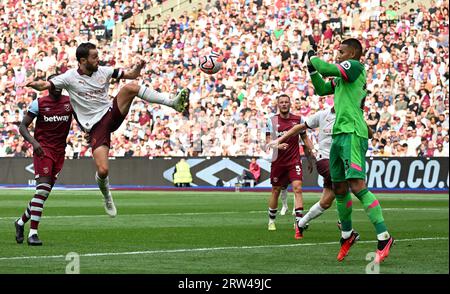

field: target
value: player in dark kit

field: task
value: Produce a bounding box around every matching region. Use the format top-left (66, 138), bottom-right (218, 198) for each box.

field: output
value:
top-left (15, 74), bottom-right (73, 246)
top-left (266, 94), bottom-right (314, 239)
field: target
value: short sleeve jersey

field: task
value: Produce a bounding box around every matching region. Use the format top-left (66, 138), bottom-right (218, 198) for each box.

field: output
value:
top-left (305, 108), bottom-right (335, 159)
top-left (28, 95), bottom-right (73, 152)
top-left (267, 113), bottom-right (304, 167)
top-left (50, 67), bottom-right (119, 131)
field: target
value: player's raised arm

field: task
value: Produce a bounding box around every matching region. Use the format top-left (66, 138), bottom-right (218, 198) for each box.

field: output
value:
top-left (308, 39), bottom-right (364, 83)
top-left (309, 72), bottom-right (335, 96)
top-left (121, 59), bottom-right (146, 79)
top-left (306, 52), bottom-right (335, 96)
top-left (26, 80), bottom-right (52, 91)
top-left (308, 54), bottom-right (342, 78)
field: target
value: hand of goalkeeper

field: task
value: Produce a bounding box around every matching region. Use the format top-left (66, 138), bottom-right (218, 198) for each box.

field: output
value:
top-left (306, 35), bottom-right (318, 73)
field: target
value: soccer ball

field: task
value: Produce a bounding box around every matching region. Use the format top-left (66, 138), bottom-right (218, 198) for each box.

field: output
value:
top-left (198, 52), bottom-right (223, 75)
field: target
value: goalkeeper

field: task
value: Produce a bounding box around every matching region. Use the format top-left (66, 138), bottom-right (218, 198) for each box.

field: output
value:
top-left (306, 38), bottom-right (394, 263)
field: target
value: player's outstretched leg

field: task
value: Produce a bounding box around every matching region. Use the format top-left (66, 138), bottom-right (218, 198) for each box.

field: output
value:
top-left (297, 201), bottom-right (324, 228)
top-left (297, 187), bottom-right (334, 233)
top-left (172, 88), bottom-right (191, 116)
top-left (115, 83), bottom-right (191, 118)
top-left (135, 84), bottom-right (190, 116)
top-left (353, 185), bottom-right (394, 263)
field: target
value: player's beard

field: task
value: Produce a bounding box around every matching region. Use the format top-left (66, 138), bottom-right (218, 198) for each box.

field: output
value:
top-left (86, 62), bottom-right (99, 72)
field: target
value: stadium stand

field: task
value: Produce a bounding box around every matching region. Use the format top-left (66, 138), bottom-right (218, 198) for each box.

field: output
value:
top-left (0, 0), bottom-right (448, 158)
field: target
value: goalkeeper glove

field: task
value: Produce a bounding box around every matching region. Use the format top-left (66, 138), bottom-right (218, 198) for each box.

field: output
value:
top-left (306, 47), bottom-right (317, 74)
top-left (307, 49), bottom-right (317, 61)
top-left (307, 62), bottom-right (316, 74)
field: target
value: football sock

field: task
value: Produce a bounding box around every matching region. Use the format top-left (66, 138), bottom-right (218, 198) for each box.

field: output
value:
top-left (280, 189), bottom-right (288, 208)
top-left (29, 183), bottom-right (52, 235)
top-left (336, 192), bottom-right (353, 233)
top-left (294, 207), bottom-right (304, 223)
top-left (268, 208), bottom-right (277, 222)
top-left (18, 201), bottom-right (32, 225)
top-left (377, 237), bottom-right (391, 250)
top-left (341, 230), bottom-right (353, 239)
top-left (377, 232), bottom-right (391, 241)
top-left (298, 201), bottom-right (325, 228)
top-left (95, 172), bottom-right (111, 199)
top-left (354, 189), bottom-right (388, 235)
top-left (17, 217), bottom-right (25, 226)
top-left (29, 229), bottom-right (38, 237)
top-left (138, 86), bottom-right (174, 107)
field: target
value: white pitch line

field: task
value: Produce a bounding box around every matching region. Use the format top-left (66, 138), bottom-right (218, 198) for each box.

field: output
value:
top-left (0, 237), bottom-right (447, 261)
top-left (0, 207), bottom-right (447, 221)
top-left (0, 211), bottom-right (245, 220)
top-left (377, 208), bottom-right (448, 211)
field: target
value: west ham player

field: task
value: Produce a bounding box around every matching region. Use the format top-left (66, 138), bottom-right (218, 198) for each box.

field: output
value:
top-left (268, 107), bottom-right (373, 236)
top-left (266, 94), bottom-right (314, 239)
top-left (26, 42), bottom-right (190, 217)
top-left (307, 38), bottom-right (393, 263)
top-left (15, 74), bottom-right (72, 246)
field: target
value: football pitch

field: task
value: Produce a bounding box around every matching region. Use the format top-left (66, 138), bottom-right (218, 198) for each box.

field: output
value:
top-left (0, 190), bottom-right (448, 274)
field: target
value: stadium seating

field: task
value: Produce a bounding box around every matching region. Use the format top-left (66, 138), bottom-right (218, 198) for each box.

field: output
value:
top-left (0, 0), bottom-right (448, 158)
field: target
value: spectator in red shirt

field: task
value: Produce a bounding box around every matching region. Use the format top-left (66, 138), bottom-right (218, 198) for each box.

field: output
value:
top-left (138, 109), bottom-right (151, 127)
top-left (249, 157), bottom-right (261, 183)
top-left (323, 23), bottom-right (333, 40)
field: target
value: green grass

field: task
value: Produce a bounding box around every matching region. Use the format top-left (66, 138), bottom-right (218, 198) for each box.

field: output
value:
top-left (0, 190), bottom-right (448, 274)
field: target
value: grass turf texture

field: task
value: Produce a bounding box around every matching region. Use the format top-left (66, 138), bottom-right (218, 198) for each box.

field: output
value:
top-left (0, 190), bottom-right (448, 274)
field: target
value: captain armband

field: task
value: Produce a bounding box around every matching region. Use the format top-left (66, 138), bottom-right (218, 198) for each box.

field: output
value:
top-left (112, 69), bottom-right (124, 80)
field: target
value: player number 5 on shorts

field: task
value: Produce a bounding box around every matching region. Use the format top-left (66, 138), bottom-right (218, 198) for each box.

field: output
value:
top-left (296, 165), bottom-right (301, 175)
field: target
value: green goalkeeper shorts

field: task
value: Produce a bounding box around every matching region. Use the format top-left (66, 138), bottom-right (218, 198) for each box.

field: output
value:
top-left (329, 133), bottom-right (368, 183)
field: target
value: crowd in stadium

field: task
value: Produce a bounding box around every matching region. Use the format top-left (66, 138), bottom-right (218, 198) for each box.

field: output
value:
top-left (0, 0), bottom-right (448, 158)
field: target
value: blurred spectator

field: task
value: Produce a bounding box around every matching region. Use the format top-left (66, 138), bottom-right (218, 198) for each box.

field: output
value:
top-left (249, 157), bottom-right (261, 183)
top-left (435, 142), bottom-right (449, 156)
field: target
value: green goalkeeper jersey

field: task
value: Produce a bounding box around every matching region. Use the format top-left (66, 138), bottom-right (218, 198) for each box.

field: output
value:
top-left (310, 58), bottom-right (368, 139)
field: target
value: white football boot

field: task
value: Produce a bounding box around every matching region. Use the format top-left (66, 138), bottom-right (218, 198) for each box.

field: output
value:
top-left (104, 192), bottom-right (117, 217)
